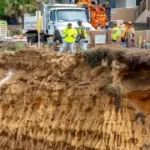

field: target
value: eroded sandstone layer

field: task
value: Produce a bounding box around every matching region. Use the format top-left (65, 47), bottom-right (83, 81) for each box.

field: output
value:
top-left (0, 47), bottom-right (149, 150)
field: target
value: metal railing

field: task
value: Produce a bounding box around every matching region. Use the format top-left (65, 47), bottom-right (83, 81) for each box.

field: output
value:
top-left (134, 0), bottom-right (146, 21)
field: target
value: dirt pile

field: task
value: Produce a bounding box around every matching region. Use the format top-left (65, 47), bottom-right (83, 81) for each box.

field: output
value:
top-left (0, 46), bottom-right (150, 150)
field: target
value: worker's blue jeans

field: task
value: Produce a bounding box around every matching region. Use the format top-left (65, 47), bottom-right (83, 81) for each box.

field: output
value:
top-left (59, 42), bottom-right (74, 54)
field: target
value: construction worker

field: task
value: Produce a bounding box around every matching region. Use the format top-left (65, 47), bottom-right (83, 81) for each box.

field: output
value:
top-left (76, 20), bottom-right (88, 51)
top-left (59, 23), bottom-right (77, 54)
top-left (105, 22), bottom-right (109, 30)
top-left (125, 21), bottom-right (135, 47)
top-left (111, 23), bottom-right (121, 43)
top-left (119, 23), bottom-right (126, 46)
top-left (52, 29), bottom-right (62, 51)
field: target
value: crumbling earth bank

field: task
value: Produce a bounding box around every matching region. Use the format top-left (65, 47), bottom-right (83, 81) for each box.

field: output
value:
top-left (0, 47), bottom-right (149, 150)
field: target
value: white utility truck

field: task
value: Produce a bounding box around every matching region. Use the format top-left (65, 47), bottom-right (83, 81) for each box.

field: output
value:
top-left (23, 2), bottom-right (95, 43)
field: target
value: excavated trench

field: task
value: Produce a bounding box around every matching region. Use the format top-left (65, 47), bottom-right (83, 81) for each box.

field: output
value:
top-left (0, 47), bottom-right (149, 150)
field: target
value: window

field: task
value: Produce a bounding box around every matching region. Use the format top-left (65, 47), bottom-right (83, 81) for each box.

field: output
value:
top-left (50, 10), bottom-right (55, 21)
top-left (57, 9), bottom-right (88, 22)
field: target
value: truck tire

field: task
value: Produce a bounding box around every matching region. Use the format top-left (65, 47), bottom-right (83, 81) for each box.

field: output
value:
top-left (27, 36), bottom-right (38, 45)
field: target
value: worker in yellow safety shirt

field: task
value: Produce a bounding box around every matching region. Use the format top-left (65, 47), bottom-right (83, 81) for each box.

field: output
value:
top-left (59, 23), bottom-right (77, 54)
top-left (76, 20), bottom-right (88, 51)
top-left (111, 23), bottom-right (121, 43)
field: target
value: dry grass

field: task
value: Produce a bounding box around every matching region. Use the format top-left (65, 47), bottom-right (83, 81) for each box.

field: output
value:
top-left (105, 84), bottom-right (122, 111)
top-left (104, 75), bottom-right (122, 111)
top-left (84, 45), bottom-right (150, 70)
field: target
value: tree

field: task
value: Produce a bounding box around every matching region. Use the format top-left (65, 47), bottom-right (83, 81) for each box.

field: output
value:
top-left (4, 0), bottom-right (46, 23)
top-left (0, 0), bottom-right (5, 18)
top-left (4, 0), bottom-right (24, 22)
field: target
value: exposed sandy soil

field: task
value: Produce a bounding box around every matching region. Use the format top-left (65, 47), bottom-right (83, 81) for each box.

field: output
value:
top-left (0, 48), bottom-right (149, 150)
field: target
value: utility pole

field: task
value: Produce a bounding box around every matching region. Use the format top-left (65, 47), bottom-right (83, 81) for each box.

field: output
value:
top-left (36, 11), bottom-right (42, 48)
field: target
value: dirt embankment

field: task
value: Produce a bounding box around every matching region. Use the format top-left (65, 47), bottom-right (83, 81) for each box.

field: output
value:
top-left (0, 46), bottom-right (150, 150)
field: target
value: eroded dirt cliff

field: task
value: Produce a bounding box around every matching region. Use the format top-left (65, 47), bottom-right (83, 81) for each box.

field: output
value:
top-left (0, 46), bottom-right (149, 150)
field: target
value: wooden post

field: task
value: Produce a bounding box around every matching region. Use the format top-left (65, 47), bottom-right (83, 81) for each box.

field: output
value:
top-left (90, 31), bottom-right (94, 47)
top-left (127, 32), bottom-right (131, 47)
top-left (38, 30), bottom-right (40, 48)
top-left (92, 31), bottom-right (96, 47)
top-left (107, 30), bottom-right (112, 44)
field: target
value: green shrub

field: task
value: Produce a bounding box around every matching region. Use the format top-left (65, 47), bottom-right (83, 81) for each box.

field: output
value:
top-left (15, 42), bottom-right (25, 51)
top-left (84, 45), bottom-right (150, 70)
top-left (0, 42), bottom-right (25, 51)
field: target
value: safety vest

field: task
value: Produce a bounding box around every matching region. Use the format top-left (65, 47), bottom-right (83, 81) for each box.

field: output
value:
top-left (120, 26), bottom-right (126, 38)
top-left (77, 26), bottom-right (88, 39)
top-left (63, 28), bottom-right (77, 43)
top-left (112, 27), bottom-right (120, 41)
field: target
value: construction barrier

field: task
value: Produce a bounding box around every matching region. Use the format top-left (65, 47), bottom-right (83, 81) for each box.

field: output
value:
top-left (0, 20), bottom-right (7, 39)
top-left (89, 30), bottom-right (113, 47)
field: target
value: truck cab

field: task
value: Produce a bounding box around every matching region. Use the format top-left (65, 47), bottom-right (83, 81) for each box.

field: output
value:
top-left (45, 5), bottom-right (95, 36)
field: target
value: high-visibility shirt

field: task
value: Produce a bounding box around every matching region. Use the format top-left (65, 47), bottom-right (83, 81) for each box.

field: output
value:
top-left (125, 27), bottom-right (134, 39)
top-left (63, 28), bottom-right (77, 43)
top-left (77, 26), bottom-right (88, 39)
top-left (120, 26), bottom-right (126, 38)
top-left (112, 27), bottom-right (120, 41)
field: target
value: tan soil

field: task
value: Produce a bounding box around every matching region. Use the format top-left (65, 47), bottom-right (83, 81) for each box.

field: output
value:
top-left (0, 48), bottom-right (149, 150)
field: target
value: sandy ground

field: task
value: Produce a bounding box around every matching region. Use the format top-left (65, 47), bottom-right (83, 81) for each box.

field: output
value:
top-left (0, 48), bottom-right (149, 150)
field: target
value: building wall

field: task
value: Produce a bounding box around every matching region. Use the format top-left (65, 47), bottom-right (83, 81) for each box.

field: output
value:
top-left (126, 0), bottom-right (136, 7)
top-left (110, 0), bottom-right (116, 8)
top-left (116, 0), bottom-right (126, 8)
top-left (111, 7), bottom-right (137, 22)
top-left (98, 0), bottom-right (116, 8)
top-left (115, 0), bottom-right (136, 8)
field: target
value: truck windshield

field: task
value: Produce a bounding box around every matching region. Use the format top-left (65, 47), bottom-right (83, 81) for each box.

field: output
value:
top-left (57, 9), bottom-right (88, 22)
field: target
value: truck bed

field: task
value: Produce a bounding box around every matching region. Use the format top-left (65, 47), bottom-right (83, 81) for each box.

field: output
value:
top-left (23, 14), bottom-right (37, 33)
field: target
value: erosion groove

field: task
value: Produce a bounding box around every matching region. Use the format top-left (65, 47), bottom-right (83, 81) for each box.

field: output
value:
top-left (0, 46), bottom-right (150, 150)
